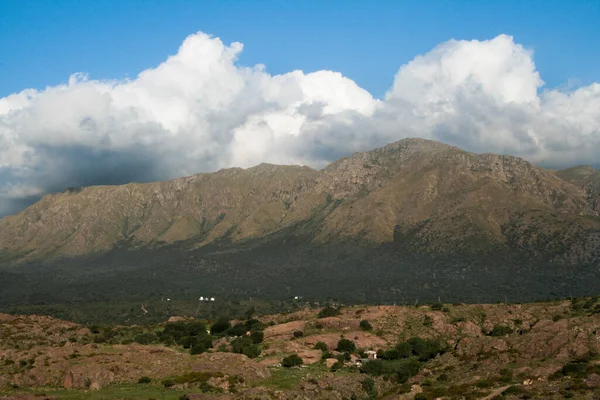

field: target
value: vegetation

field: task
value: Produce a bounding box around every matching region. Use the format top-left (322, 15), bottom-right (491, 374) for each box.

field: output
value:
top-left (336, 338), bottom-right (356, 353)
top-left (318, 306), bottom-right (341, 318)
top-left (282, 354), bottom-right (303, 368)
top-left (314, 341), bottom-right (328, 351)
top-left (359, 319), bottom-right (372, 331)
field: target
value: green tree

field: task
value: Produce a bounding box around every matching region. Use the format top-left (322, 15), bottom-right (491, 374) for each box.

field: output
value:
top-left (250, 330), bottom-right (264, 344)
top-left (336, 338), bottom-right (356, 353)
top-left (314, 341), bottom-right (328, 351)
top-left (318, 306), bottom-right (340, 318)
top-left (282, 354), bottom-right (303, 367)
top-left (359, 319), bottom-right (373, 331)
top-left (210, 318), bottom-right (231, 335)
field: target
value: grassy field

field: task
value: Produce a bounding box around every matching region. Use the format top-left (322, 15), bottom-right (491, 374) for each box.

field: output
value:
top-left (0, 383), bottom-right (192, 400)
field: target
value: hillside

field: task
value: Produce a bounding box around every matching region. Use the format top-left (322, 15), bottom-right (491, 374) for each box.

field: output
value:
top-left (3, 300), bottom-right (600, 399)
top-left (2, 138), bottom-right (600, 314)
top-left (555, 165), bottom-right (600, 213)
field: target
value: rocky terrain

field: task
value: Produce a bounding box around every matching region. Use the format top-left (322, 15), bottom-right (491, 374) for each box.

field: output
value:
top-left (2, 299), bottom-right (600, 399)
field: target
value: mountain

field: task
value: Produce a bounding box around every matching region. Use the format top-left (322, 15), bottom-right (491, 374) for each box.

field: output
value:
top-left (2, 138), bottom-right (598, 261)
top-left (1, 138), bottom-right (600, 314)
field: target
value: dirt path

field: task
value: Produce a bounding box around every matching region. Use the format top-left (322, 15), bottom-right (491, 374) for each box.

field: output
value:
top-left (480, 385), bottom-right (511, 400)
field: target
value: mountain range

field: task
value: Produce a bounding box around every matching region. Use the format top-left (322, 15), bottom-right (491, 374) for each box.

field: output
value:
top-left (1, 138), bottom-right (600, 317)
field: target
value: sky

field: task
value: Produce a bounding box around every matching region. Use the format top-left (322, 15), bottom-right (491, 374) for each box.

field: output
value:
top-left (0, 0), bottom-right (599, 216)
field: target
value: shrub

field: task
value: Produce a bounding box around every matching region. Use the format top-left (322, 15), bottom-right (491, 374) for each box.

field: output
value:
top-left (330, 361), bottom-right (343, 372)
top-left (243, 344), bottom-right (261, 359)
top-left (227, 323), bottom-right (247, 337)
top-left (162, 379), bottom-right (176, 388)
top-left (190, 344), bottom-right (206, 355)
top-left (245, 319), bottom-right (265, 331)
top-left (430, 303), bottom-right (443, 311)
top-left (322, 351), bottom-right (333, 359)
top-left (138, 376), bottom-right (152, 384)
top-left (134, 333), bottom-right (156, 345)
top-left (210, 318), bottom-right (231, 335)
top-left (318, 307), bottom-right (340, 318)
top-left (360, 359), bottom-right (422, 382)
top-left (337, 338), bottom-right (356, 353)
top-left (381, 349), bottom-right (401, 360)
top-left (282, 354), bottom-right (303, 368)
top-left (413, 394), bottom-right (428, 400)
top-left (406, 337), bottom-right (445, 361)
top-left (503, 385), bottom-right (525, 395)
top-left (361, 377), bottom-right (377, 398)
top-left (179, 395), bottom-right (190, 400)
top-left (423, 315), bottom-right (433, 327)
top-left (360, 320), bottom-right (373, 331)
top-left (395, 342), bottom-right (412, 358)
top-left (475, 378), bottom-right (493, 388)
top-left (314, 341), bottom-right (328, 352)
top-left (250, 330), bottom-right (264, 344)
top-left (489, 325), bottom-right (514, 337)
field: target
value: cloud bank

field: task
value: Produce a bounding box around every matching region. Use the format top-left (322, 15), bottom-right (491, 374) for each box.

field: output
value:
top-left (1, 33), bottom-right (599, 216)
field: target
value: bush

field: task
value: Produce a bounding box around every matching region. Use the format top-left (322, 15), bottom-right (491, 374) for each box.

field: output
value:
top-left (190, 344), bottom-right (206, 355)
top-left (361, 377), bottom-right (377, 398)
top-left (210, 318), bottom-right (231, 335)
top-left (360, 319), bottom-right (373, 331)
top-left (293, 330), bottom-right (304, 338)
top-left (227, 323), bottom-right (248, 337)
top-left (322, 351), bottom-right (334, 359)
top-left (360, 359), bottom-right (422, 382)
top-left (395, 342), bottom-right (412, 358)
top-left (423, 315), bottom-right (433, 327)
top-left (337, 338), bottom-right (356, 353)
top-left (243, 344), bottom-right (261, 359)
top-left (402, 337), bottom-right (445, 361)
top-left (413, 394), bottom-right (428, 400)
top-left (282, 354), bottom-right (303, 368)
top-left (314, 341), bottom-right (328, 352)
top-left (489, 325), bottom-right (514, 337)
top-left (381, 349), bottom-right (401, 360)
top-left (162, 379), bottom-right (176, 388)
top-left (250, 330), bottom-right (264, 344)
top-left (134, 333), bottom-right (156, 345)
top-left (138, 376), bottom-right (152, 384)
top-left (245, 319), bottom-right (265, 331)
top-left (318, 307), bottom-right (340, 318)
top-left (430, 303), bottom-right (443, 311)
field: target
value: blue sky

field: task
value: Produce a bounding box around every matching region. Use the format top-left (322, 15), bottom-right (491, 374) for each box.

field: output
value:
top-left (1, 0), bottom-right (599, 98)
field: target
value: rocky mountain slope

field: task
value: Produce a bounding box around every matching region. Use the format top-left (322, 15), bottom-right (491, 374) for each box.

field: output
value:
top-left (555, 165), bottom-right (600, 213)
top-left (1, 138), bottom-right (599, 264)
top-left (3, 299), bottom-right (600, 399)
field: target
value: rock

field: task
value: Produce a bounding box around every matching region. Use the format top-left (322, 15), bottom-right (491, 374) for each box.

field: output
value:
top-left (585, 373), bottom-right (600, 388)
top-left (325, 358), bottom-right (338, 369)
top-left (411, 384), bottom-right (423, 394)
top-left (192, 352), bottom-right (270, 382)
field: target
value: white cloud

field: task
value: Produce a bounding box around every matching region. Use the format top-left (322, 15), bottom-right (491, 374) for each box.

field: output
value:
top-left (0, 32), bottom-right (599, 216)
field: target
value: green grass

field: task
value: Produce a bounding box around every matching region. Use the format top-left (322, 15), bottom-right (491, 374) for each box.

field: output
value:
top-left (260, 362), bottom-right (334, 390)
top-left (0, 383), bottom-right (192, 400)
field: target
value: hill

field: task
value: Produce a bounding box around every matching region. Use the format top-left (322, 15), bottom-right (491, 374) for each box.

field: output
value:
top-left (2, 299), bottom-right (600, 399)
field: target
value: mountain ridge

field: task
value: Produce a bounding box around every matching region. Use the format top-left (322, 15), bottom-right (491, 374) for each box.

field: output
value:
top-left (1, 137), bottom-right (599, 264)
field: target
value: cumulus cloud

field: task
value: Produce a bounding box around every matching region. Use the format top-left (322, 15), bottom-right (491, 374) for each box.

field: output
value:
top-left (0, 32), bottom-right (599, 216)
